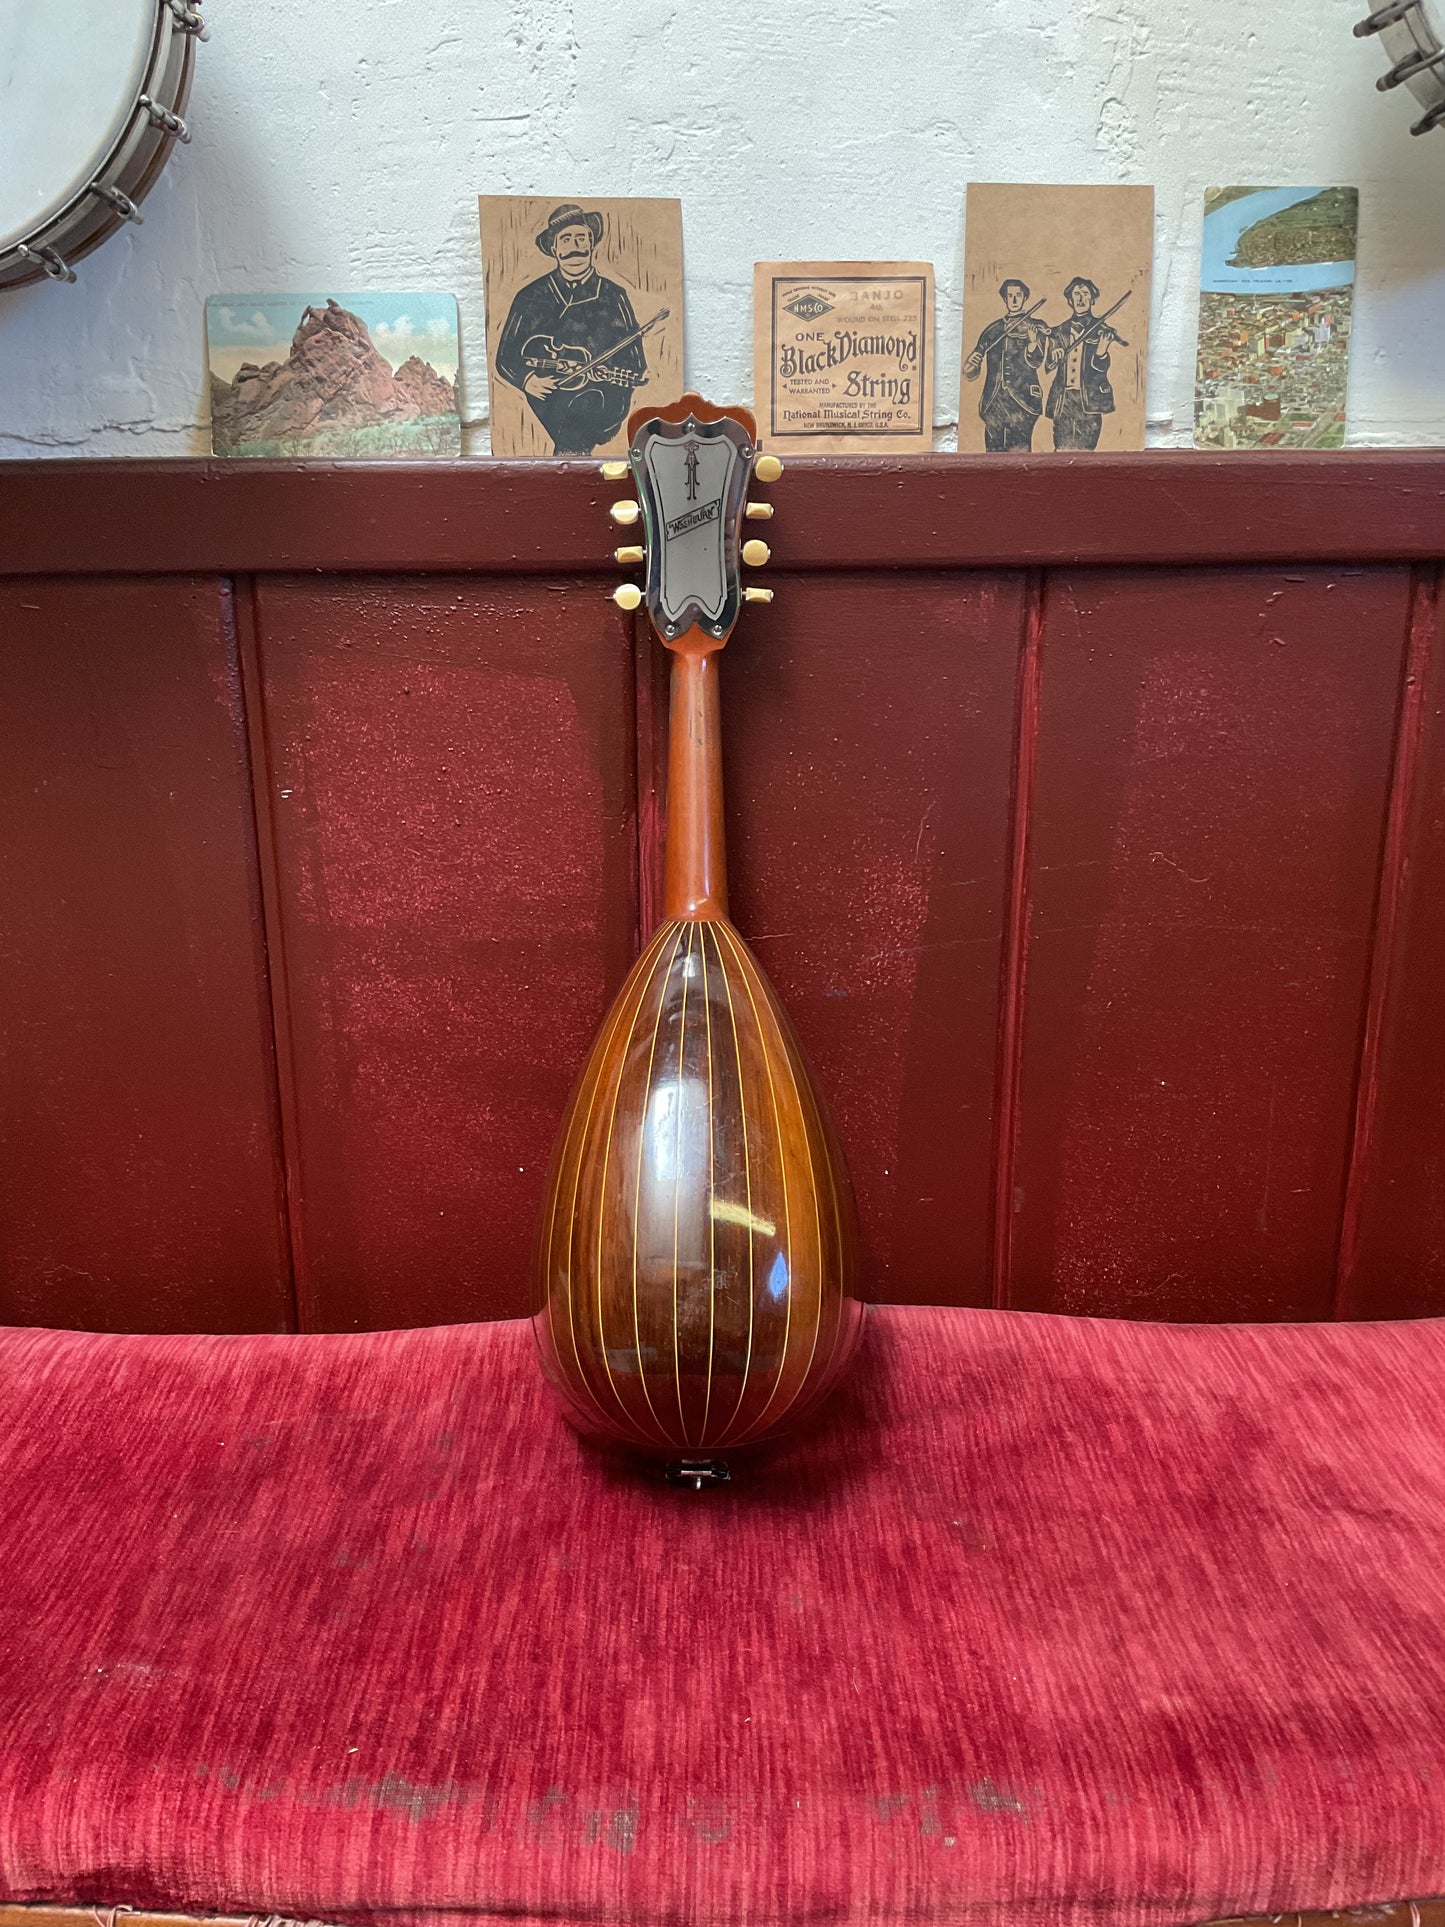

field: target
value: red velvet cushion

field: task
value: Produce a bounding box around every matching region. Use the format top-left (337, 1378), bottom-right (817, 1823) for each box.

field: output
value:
top-left (0, 1307), bottom-right (1442, 1927)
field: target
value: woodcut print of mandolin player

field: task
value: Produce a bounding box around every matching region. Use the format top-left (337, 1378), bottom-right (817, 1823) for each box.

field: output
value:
top-left (479, 195), bottom-right (685, 458)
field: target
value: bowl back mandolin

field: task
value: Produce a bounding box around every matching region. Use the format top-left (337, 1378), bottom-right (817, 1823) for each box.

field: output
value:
top-left (533, 396), bottom-right (864, 1476)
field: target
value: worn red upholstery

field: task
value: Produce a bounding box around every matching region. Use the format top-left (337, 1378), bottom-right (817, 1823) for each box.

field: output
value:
top-left (1, 1306), bottom-right (1443, 1927)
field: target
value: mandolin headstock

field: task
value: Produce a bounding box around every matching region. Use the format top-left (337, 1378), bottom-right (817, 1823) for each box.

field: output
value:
top-left (603, 392), bottom-right (781, 652)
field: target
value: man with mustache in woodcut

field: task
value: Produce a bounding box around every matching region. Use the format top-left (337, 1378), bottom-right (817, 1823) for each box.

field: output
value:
top-left (494, 204), bottom-right (649, 456)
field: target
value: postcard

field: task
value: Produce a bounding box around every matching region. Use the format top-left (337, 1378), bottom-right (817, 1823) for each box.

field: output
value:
top-left (1194, 186), bottom-right (1358, 450)
top-left (959, 184), bottom-right (1153, 453)
top-left (207, 292), bottom-right (460, 458)
top-left (478, 196), bottom-right (683, 458)
top-left (753, 261), bottom-right (933, 454)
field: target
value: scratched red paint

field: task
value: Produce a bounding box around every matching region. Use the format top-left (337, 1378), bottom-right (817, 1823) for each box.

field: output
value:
top-left (1337, 568), bottom-right (1445, 1318)
top-left (0, 579), bottom-right (290, 1332)
top-left (1008, 567), bottom-right (1412, 1321)
top-left (253, 579), bottom-right (636, 1330)
top-left (720, 573), bottom-right (1025, 1306)
top-left (1, 469), bottom-right (1441, 1335)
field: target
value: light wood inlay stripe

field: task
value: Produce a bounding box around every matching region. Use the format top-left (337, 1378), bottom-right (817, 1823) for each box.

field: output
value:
top-left (592, 925), bottom-right (678, 1441)
top-left (710, 921), bottom-right (755, 1449)
top-left (546, 919), bottom-right (671, 1413)
top-left (670, 922), bottom-right (696, 1443)
top-left (700, 921), bottom-right (718, 1442)
top-left (729, 920), bottom-right (826, 1424)
top-left (716, 919), bottom-right (795, 1444)
top-left (630, 921), bottom-right (686, 1446)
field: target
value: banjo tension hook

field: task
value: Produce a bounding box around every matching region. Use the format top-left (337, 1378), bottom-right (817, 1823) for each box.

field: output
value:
top-left (165, 1), bottom-right (211, 38)
top-left (16, 243), bottom-right (77, 283)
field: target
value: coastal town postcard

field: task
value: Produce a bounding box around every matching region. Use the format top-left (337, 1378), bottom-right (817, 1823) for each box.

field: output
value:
top-left (206, 293), bottom-right (460, 457)
top-left (1194, 187), bottom-right (1358, 449)
top-left (959, 184), bottom-right (1152, 453)
top-left (478, 196), bottom-right (683, 458)
top-left (753, 260), bottom-right (934, 454)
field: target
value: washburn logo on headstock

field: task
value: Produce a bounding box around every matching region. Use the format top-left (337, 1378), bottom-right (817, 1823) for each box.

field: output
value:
top-left (665, 495), bottom-right (722, 538)
top-left (783, 287), bottom-right (834, 321)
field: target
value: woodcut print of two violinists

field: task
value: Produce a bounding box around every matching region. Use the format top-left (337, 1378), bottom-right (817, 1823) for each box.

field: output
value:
top-left (958, 183), bottom-right (1153, 455)
top-left (964, 273), bottom-right (1131, 452)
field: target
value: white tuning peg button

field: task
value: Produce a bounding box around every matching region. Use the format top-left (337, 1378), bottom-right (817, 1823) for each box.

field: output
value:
top-left (754, 455), bottom-right (784, 483)
top-left (743, 587), bottom-right (774, 604)
top-left (599, 460), bottom-right (630, 481)
top-left (609, 500), bottom-right (641, 526)
top-left (741, 539), bottom-right (771, 567)
top-left (612, 583), bottom-right (643, 611)
top-left (745, 502), bottom-right (774, 520)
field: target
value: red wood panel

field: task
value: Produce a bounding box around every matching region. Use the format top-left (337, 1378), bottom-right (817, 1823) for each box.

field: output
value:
top-left (5, 452), bottom-right (1445, 573)
top-left (1, 459), bottom-right (1442, 1336)
top-left (1338, 567), bottom-right (1445, 1318)
top-left (717, 572), bottom-right (1026, 1306)
top-left (249, 576), bottom-right (637, 1330)
top-left (0, 578), bottom-right (291, 1331)
top-left (1006, 566), bottom-right (1413, 1321)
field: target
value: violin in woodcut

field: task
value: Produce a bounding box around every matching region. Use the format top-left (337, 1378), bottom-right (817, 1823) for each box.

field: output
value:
top-left (533, 394), bottom-right (864, 1482)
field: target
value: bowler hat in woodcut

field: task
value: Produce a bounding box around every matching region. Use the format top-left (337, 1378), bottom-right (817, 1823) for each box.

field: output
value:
top-left (536, 203), bottom-right (605, 255)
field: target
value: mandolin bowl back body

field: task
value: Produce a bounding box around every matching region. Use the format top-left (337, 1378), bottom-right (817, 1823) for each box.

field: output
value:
top-left (534, 917), bottom-right (864, 1457)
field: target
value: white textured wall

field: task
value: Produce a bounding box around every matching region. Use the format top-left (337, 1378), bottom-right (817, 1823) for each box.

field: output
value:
top-left (2, 0), bottom-right (1442, 457)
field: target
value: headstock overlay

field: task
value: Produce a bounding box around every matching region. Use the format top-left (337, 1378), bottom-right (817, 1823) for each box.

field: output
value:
top-left (628, 398), bottom-right (757, 644)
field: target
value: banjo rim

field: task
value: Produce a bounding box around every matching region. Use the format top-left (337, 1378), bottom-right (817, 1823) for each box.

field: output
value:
top-left (1359, 0), bottom-right (1445, 133)
top-left (0, 2), bottom-right (199, 291)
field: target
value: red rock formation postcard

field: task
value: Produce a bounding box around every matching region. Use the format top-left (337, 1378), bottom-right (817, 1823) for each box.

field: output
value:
top-left (206, 293), bottom-right (461, 457)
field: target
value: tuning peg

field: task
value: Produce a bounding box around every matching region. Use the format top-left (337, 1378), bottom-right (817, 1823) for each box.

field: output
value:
top-left (609, 500), bottom-right (641, 526)
top-left (743, 587), bottom-right (774, 604)
top-left (612, 584), bottom-right (643, 611)
top-left (741, 539), bottom-right (771, 568)
top-left (754, 455), bottom-right (784, 483)
top-left (614, 545), bottom-right (645, 565)
top-left (745, 502), bottom-right (774, 520)
top-left (598, 460), bottom-right (630, 481)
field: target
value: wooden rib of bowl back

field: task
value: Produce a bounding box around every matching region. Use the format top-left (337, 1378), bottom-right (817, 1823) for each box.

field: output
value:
top-left (533, 395), bottom-right (863, 1459)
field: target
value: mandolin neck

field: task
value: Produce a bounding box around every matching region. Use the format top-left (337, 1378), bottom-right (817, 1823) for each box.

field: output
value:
top-left (661, 639), bottom-right (728, 923)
